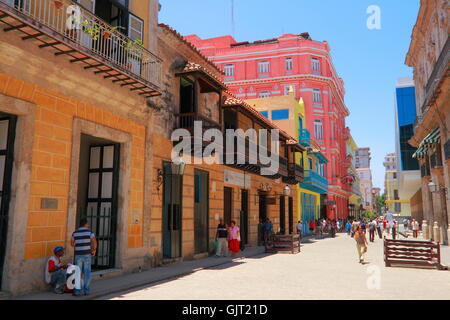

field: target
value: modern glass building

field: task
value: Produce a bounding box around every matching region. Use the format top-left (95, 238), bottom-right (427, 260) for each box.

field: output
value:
top-left (394, 77), bottom-right (421, 217)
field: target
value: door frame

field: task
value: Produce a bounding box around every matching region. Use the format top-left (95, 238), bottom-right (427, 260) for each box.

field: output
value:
top-left (0, 114), bottom-right (17, 290)
top-left (67, 118), bottom-right (132, 270)
top-left (279, 195), bottom-right (286, 234)
top-left (223, 187), bottom-right (233, 226)
top-left (240, 189), bottom-right (249, 245)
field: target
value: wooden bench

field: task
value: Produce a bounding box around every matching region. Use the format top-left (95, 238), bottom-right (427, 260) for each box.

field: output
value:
top-left (266, 234), bottom-right (300, 254)
top-left (384, 237), bottom-right (446, 270)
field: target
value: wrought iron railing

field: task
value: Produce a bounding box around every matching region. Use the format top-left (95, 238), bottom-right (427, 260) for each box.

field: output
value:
top-left (1, 0), bottom-right (161, 87)
top-left (175, 112), bottom-right (221, 131)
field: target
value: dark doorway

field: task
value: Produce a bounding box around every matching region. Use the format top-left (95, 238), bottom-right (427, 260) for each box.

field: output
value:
top-left (180, 78), bottom-right (196, 114)
top-left (77, 135), bottom-right (120, 270)
top-left (288, 196), bottom-right (294, 234)
top-left (0, 114), bottom-right (16, 289)
top-left (258, 192), bottom-right (267, 222)
top-left (223, 187), bottom-right (233, 226)
top-left (162, 162), bottom-right (183, 259)
top-left (279, 196), bottom-right (286, 234)
top-left (95, 0), bottom-right (130, 33)
top-left (194, 169), bottom-right (209, 254)
top-left (240, 189), bottom-right (249, 245)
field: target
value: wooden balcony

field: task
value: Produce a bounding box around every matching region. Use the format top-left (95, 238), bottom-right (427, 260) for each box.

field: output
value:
top-left (0, 0), bottom-right (162, 97)
top-left (174, 112), bottom-right (221, 132)
top-left (283, 163), bottom-right (304, 185)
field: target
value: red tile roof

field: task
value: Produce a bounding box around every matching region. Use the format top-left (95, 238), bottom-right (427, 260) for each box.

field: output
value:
top-left (158, 24), bottom-right (223, 75)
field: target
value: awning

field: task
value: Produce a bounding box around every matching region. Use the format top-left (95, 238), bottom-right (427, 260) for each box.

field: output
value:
top-left (412, 127), bottom-right (440, 159)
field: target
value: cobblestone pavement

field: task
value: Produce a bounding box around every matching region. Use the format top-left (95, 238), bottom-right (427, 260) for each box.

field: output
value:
top-left (102, 233), bottom-right (450, 300)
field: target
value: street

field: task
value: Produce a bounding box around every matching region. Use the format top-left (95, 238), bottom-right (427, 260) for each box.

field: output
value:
top-left (101, 233), bottom-right (450, 300)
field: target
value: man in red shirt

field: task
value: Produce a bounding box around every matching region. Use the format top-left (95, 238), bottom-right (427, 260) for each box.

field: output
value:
top-left (309, 220), bottom-right (316, 234)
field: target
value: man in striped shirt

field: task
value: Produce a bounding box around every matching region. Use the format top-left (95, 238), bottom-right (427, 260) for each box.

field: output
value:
top-left (71, 218), bottom-right (97, 296)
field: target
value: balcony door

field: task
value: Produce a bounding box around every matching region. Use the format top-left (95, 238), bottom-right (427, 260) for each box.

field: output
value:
top-left (0, 115), bottom-right (16, 290)
top-left (74, 0), bottom-right (96, 49)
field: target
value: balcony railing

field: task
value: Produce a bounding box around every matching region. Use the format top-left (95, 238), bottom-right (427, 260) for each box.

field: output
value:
top-left (0, 0), bottom-right (161, 95)
top-left (299, 129), bottom-right (311, 147)
top-left (420, 36), bottom-right (450, 114)
top-left (301, 170), bottom-right (328, 194)
top-left (283, 163), bottom-right (304, 185)
top-left (175, 112), bottom-right (221, 132)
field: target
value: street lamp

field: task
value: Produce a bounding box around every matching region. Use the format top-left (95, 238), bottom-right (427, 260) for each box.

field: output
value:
top-left (171, 155), bottom-right (186, 176)
top-left (283, 185), bottom-right (291, 196)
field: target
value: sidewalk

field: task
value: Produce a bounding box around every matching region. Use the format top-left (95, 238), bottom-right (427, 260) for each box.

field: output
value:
top-left (15, 246), bottom-right (267, 300)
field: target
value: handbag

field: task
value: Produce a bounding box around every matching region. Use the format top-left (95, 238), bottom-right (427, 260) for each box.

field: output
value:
top-left (237, 234), bottom-right (241, 242)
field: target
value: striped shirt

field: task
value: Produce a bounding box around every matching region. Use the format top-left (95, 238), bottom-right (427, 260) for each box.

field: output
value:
top-left (72, 227), bottom-right (95, 256)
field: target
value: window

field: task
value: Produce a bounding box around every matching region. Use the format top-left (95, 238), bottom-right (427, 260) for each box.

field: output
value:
top-left (330, 120), bottom-right (335, 140)
top-left (393, 172), bottom-right (397, 179)
top-left (311, 57), bottom-right (321, 73)
top-left (224, 64), bottom-right (235, 77)
top-left (258, 61), bottom-right (270, 73)
top-left (314, 120), bottom-right (323, 140)
top-left (313, 89), bottom-right (322, 103)
top-left (259, 111), bottom-right (269, 118)
top-left (272, 109), bottom-right (289, 120)
top-left (258, 91), bottom-right (270, 98)
top-left (285, 57), bottom-right (293, 70)
top-left (308, 158), bottom-right (313, 170)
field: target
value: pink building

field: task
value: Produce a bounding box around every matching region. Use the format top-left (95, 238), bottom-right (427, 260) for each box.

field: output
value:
top-left (186, 32), bottom-right (351, 219)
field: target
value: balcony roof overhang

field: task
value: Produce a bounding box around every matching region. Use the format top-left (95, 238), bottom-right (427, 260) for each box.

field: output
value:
top-left (0, 1), bottom-right (162, 98)
top-left (176, 62), bottom-right (227, 93)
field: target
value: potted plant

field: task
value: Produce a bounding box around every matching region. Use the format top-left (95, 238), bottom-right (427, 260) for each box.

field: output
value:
top-left (54, 0), bottom-right (63, 9)
top-left (103, 26), bottom-right (125, 40)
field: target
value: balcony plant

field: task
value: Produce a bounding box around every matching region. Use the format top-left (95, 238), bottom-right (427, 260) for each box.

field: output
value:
top-left (80, 20), bottom-right (100, 40)
top-left (103, 26), bottom-right (125, 40)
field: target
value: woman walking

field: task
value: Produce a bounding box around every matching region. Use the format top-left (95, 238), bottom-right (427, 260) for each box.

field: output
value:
top-left (228, 220), bottom-right (241, 257)
top-left (354, 225), bottom-right (368, 264)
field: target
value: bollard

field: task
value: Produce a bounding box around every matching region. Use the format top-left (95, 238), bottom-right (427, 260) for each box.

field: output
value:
top-left (433, 221), bottom-right (440, 243)
top-left (422, 220), bottom-right (428, 240)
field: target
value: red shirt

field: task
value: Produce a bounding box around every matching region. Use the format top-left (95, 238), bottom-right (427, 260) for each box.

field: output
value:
top-left (309, 221), bottom-right (315, 228)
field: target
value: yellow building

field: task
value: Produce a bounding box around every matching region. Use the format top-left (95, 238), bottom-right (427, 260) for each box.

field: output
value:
top-left (346, 134), bottom-right (363, 218)
top-left (247, 88), bottom-right (328, 234)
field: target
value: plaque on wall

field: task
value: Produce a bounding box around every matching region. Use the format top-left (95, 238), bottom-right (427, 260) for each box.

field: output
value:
top-left (41, 198), bottom-right (58, 210)
top-left (266, 197), bottom-right (276, 205)
top-left (224, 169), bottom-right (251, 188)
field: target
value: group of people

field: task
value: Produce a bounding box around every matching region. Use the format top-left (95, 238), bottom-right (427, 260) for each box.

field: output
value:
top-left (307, 218), bottom-right (347, 239)
top-left (45, 219), bottom-right (97, 296)
top-left (215, 218), bottom-right (242, 257)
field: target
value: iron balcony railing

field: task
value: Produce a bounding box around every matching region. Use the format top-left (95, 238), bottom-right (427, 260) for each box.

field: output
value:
top-left (420, 36), bottom-right (450, 115)
top-left (1, 0), bottom-right (161, 88)
top-left (175, 112), bottom-right (221, 132)
top-left (299, 129), bottom-right (311, 147)
top-left (302, 170), bottom-right (328, 193)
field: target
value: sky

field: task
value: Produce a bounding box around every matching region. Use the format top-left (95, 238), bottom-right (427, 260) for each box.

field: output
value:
top-left (159, 0), bottom-right (420, 190)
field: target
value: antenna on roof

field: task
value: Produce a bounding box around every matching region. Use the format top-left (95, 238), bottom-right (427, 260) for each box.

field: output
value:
top-left (231, 0), bottom-right (235, 38)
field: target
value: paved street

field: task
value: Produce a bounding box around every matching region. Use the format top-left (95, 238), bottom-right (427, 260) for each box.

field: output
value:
top-left (101, 233), bottom-right (450, 300)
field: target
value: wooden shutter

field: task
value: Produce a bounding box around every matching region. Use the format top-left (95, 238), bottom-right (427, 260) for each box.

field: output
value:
top-left (128, 13), bottom-right (143, 41)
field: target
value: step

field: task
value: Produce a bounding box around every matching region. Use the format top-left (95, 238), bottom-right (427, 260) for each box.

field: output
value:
top-left (0, 291), bottom-right (11, 300)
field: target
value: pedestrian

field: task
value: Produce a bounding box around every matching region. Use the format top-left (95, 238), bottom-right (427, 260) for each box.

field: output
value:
top-left (44, 246), bottom-right (69, 294)
top-left (351, 220), bottom-right (358, 237)
top-left (369, 219), bottom-right (376, 242)
top-left (376, 219), bottom-right (383, 239)
top-left (228, 220), bottom-right (240, 257)
top-left (70, 218), bottom-right (97, 296)
top-left (264, 218), bottom-right (273, 250)
top-left (296, 220), bottom-right (302, 239)
top-left (403, 219), bottom-right (408, 233)
top-left (215, 218), bottom-right (228, 257)
top-left (392, 220), bottom-right (397, 240)
top-left (309, 220), bottom-right (315, 235)
top-left (354, 225), bottom-right (368, 264)
top-left (382, 219), bottom-right (387, 235)
top-left (412, 219), bottom-right (419, 238)
top-left (361, 220), bottom-right (366, 234)
top-left (346, 221), bottom-right (352, 235)
top-left (336, 220), bottom-right (340, 234)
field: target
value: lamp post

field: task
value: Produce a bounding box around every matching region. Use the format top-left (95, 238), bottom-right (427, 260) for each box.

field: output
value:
top-left (428, 178), bottom-right (449, 245)
top-left (283, 185), bottom-right (291, 196)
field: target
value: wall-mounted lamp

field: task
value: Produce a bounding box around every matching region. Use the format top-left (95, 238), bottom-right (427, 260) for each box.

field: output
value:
top-left (283, 185), bottom-right (291, 196)
top-left (428, 179), bottom-right (447, 194)
top-left (156, 156), bottom-right (187, 193)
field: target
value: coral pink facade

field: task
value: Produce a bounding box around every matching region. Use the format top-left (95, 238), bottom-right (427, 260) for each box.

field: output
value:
top-left (186, 33), bottom-right (352, 219)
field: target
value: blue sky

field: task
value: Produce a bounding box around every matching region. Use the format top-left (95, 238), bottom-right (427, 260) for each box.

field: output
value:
top-left (159, 0), bottom-right (420, 190)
